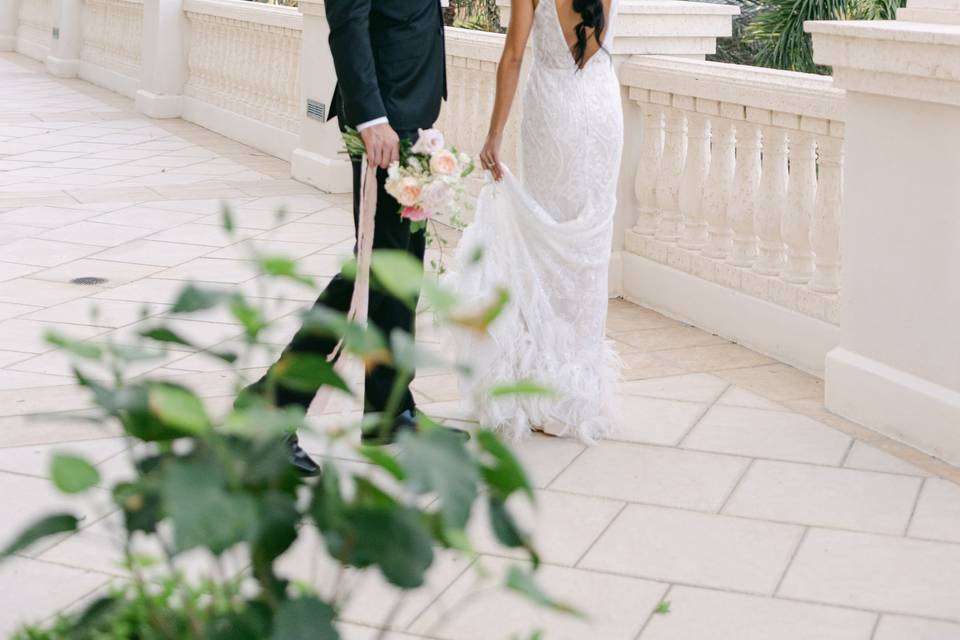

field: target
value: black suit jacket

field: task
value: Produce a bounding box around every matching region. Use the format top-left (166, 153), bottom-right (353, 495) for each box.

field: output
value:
top-left (326, 0), bottom-right (447, 133)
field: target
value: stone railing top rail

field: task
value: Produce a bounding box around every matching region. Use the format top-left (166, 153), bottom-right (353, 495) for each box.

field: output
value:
top-left (444, 26), bottom-right (509, 63)
top-left (496, 0), bottom-right (738, 15)
top-left (621, 55), bottom-right (845, 124)
top-left (183, 0), bottom-right (302, 30)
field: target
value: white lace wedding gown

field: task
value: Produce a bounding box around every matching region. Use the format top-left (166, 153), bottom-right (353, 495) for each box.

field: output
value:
top-left (446, 0), bottom-right (623, 442)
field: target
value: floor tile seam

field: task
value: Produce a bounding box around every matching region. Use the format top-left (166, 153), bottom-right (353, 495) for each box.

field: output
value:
top-left (572, 501), bottom-right (629, 569)
top-left (541, 487), bottom-right (960, 544)
top-left (633, 583), bottom-right (673, 640)
top-left (902, 476), bottom-right (927, 537)
top-left (674, 382), bottom-right (731, 448)
top-left (396, 558), bottom-right (477, 637)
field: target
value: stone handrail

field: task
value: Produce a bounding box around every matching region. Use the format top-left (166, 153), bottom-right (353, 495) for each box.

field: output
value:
top-left (620, 55), bottom-right (845, 329)
top-left (183, 0), bottom-right (302, 137)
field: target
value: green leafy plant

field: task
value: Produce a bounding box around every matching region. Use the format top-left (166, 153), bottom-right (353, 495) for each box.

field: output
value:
top-left (444, 0), bottom-right (503, 32)
top-left (743, 0), bottom-right (905, 73)
top-left (4, 209), bottom-right (573, 639)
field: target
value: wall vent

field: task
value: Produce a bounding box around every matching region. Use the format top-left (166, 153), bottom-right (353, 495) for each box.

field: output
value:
top-left (306, 99), bottom-right (326, 122)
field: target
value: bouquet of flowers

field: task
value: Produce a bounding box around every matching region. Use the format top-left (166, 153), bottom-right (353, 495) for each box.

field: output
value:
top-left (343, 127), bottom-right (475, 233)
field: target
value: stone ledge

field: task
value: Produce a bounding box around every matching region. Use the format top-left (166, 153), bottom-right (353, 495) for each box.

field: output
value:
top-left (622, 55), bottom-right (845, 122)
top-left (807, 19), bottom-right (960, 106)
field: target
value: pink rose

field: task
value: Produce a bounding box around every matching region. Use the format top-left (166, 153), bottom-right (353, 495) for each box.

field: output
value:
top-left (401, 206), bottom-right (431, 221)
top-left (390, 176), bottom-right (422, 207)
top-left (429, 149), bottom-right (459, 176)
top-left (411, 128), bottom-right (445, 155)
top-left (420, 180), bottom-right (452, 214)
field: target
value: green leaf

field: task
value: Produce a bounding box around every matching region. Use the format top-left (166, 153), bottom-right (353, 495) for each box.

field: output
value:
top-left (270, 596), bottom-right (338, 640)
top-left (139, 326), bottom-right (194, 348)
top-left (654, 600), bottom-right (671, 615)
top-left (46, 333), bottom-right (102, 360)
top-left (161, 458), bottom-right (258, 555)
top-left (358, 446), bottom-right (406, 481)
top-left (397, 427), bottom-right (478, 530)
top-left (506, 566), bottom-right (583, 617)
top-left (259, 256), bottom-right (316, 287)
top-left (113, 480), bottom-right (162, 534)
top-left (229, 295), bottom-right (268, 339)
top-left (2, 513), bottom-right (78, 556)
top-left (347, 506), bottom-right (435, 588)
top-left (221, 204), bottom-right (235, 233)
top-left (488, 496), bottom-right (535, 564)
top-left (170, 285), bottom-right (228, 313)
top-left (477, 430), bottom-right (534, 500)
top-left (51, 454), bottom-right (100, 493)
top-left (300, 306), bottom-right (388, 362)
top-left (421, 279), bottom-right (460, 316)
top-left (253, 492), bottom-right (300, 562)
top-left (370, 249), bottom-right (424, 304)
top-left (147, 383), bottom-right (210, 434)
top-left (272, 353), bottom-right (350, 394)
top-left (490, 381), bottom-right (556, 398)
top-left (221, 404), bottom-right (305, 440)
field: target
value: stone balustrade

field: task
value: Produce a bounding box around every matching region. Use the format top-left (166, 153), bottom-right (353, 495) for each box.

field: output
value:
top-left (15, 0), bottom-right (51, 60)
top-left (183, 0), bottom-right (302, 151)
top-left (436, 27), bottom-right (524, 189)
top-left (79, 0), bottom-right (143, 95)
top-left (618, 56), bottom-right (846, 372)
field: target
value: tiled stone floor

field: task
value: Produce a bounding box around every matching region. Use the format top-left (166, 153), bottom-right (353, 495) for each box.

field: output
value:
top-left (1, 51), bottom-right (960, 639)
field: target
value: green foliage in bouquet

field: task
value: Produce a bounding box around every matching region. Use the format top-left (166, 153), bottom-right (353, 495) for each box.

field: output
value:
top-left (3, 209), bottom-right (574, 639)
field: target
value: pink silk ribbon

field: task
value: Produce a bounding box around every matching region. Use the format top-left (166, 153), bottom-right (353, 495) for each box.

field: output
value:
top-left (311, 159), bottom-right (378, 416)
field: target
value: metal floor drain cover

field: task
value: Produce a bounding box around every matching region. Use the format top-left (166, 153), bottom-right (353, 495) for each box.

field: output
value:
top-left (70, 276), bottom-right (107, 286)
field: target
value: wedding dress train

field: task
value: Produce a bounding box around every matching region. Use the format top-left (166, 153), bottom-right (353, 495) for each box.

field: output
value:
top-left (447, 0), bottom-right (623, 442)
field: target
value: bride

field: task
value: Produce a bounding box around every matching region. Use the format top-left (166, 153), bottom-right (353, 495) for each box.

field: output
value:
top-left (446, 0), bottom-right (623, 442)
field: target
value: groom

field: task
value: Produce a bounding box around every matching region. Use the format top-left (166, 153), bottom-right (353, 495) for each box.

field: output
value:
top-left (245, 0), bottom-right (449, 475)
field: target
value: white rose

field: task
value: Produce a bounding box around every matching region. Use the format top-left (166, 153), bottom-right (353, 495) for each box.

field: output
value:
top-left (387, 176), bottom-right (423, 208)
top-left (411, 128), bottom-right (445, 155)
top-left (420, 180), bottom-right (452, 214)
top-left (429, 149), bottom-right (459, 176)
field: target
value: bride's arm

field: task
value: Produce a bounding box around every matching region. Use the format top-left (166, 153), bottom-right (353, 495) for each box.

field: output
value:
top-left (479, 0), bottom-right (535, 181)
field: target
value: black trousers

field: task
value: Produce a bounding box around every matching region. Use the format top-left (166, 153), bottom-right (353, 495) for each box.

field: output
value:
top-left (253, 132), bottom-right (425, 417)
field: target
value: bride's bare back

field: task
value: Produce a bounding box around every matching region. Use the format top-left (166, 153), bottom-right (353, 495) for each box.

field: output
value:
top-left (551, 0), bottom-right (614, 67)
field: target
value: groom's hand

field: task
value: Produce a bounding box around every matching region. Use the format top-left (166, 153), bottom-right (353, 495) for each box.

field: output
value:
top-left (360, 123), bottom-right (400, 170)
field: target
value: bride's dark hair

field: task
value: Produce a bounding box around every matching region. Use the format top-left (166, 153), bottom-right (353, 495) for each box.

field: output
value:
top-left (572, 0), bottom-right (606, 69)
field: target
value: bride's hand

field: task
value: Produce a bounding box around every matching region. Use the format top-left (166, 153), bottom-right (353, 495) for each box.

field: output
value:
top-left (479, 134), bottom-right (504, 182)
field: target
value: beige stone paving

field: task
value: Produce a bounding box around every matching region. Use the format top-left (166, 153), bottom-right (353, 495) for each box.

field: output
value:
top-left (2, 51), bottom-right (960, 639)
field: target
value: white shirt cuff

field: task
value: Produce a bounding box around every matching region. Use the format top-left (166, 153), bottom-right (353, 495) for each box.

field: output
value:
top-left (357, 117), bottom-right (389, 131)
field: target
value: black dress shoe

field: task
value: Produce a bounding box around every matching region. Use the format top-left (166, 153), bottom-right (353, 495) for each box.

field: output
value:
top-left (361, 410), bottom-right (470, 446)
top-left (285, 433), bottom-right (320, 477)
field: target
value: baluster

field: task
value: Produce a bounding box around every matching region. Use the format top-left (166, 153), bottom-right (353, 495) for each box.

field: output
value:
top-left (678, 113), bottom-right (711, 250)
top-left (703, 119), bottom-right (735, 258)
top-left (754, 126), bottom-right (788, 275)
top-left (782, 131), bottom-right (816, 283)
top-left (810, 136), bottom-right (843, 293)
top-left (632, 103), bottom-right (663, 236)
top-left (655, 106), bottom-right (686, 242)
top-left (727, 122), bottom-right (761, 267)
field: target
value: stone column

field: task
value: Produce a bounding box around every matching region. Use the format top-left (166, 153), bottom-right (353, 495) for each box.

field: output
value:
top-left (291, 0), bottom-right (352, 193)
top-left (136, 0), bottom-right (186, 118)
top-left (0, 0), bottom-right (19, 51)
top-left (808, 6), bottom-right (960, 464)
top-left (46, 0), bottom-right (82, 77)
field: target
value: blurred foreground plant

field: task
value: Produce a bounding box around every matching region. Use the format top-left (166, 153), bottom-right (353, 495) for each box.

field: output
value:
top-left (4, 208), bottom-right (574, 639)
